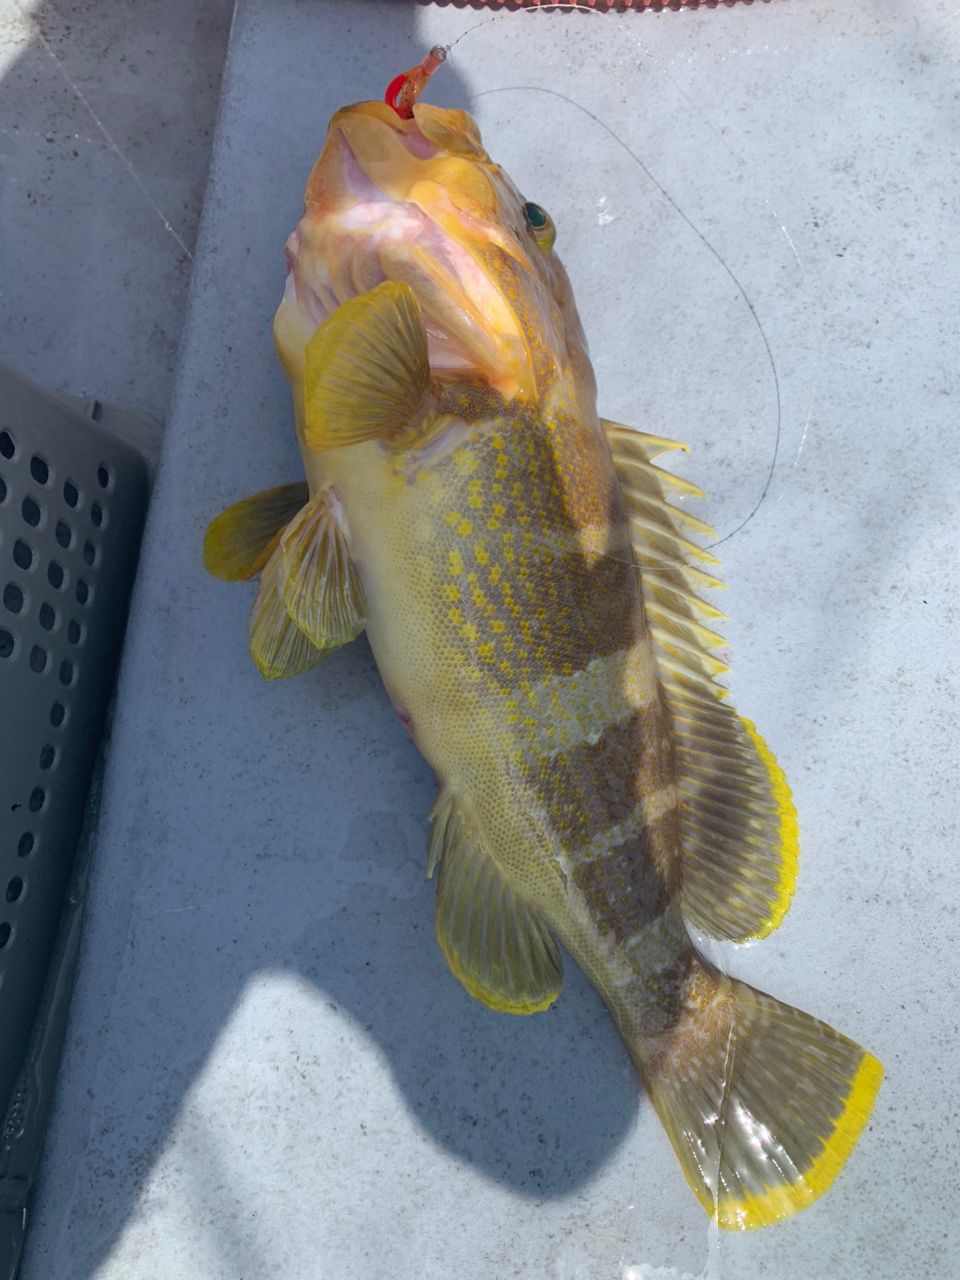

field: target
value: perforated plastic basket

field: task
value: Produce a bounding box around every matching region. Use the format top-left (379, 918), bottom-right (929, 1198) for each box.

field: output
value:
top-left (0, 365), bottom-right (159, 1279)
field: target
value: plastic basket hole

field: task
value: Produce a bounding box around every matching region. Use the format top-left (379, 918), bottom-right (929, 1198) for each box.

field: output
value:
top-left (97, 464), bottom-right (112, 490)
top-left (29, 644), bottom-right (48, 674)
top-left (75, 579), bottom-right (90, 606)
top-left (30, 455), bottom-right (50, 485)
top-left (67, 619), bottom-right (83, 645)
top-left (21, 496), bottom-right (42, 528)
top-left (55, 520), bottom-right (73, 550)
top-left (47, 561), bottom-right (65, 590)
top-left (38, 603), bottom-right (56, 632)
top-left (90, 500), bottom-right (104, 528)
top-left (17, 832), bottom-right (35, 858)
top-left (0, 922), bottom-right (11, 949)
top-left (0, 475), bottom-right (7, 504)
top-left (13, 539), bottom-right (33, 570)
top-left (0, 430), bottom-right (14, 460)
top-left (50, 701), bottom-right (66, 728)
top-left (28, 786), bottom-right (45, 813)
top-left (59, 659), bottom-right (75, 687)
top-left (3, 583), bottom-right (23, 614)
top-left (81, 540), bottom-right (97, 567)
top-left (5, 877), bottom-right (23, 904)
top-left (39, 744), bottom-right (57, 770)
top-left (0, 628), bottom-right (14, 659)
top-left (63, 479), bottom-right (79, 509)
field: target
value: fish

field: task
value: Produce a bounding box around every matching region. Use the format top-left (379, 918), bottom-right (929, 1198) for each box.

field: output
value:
top-left (203, 61), bottom-right (883, 1230)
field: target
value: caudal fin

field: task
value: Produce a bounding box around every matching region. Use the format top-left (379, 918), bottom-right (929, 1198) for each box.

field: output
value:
top-left (642, 958), bottom-right (883, 1230)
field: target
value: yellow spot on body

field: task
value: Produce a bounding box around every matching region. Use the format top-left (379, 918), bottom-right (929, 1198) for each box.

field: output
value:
top-left (489, 564), bottom-right (502, 585)
top-left (443, 585), bottom-right (460, 603)
top-left (458, 519), bottom-right (473, 536)
top-left (448, 550), bottom-right (463, 575)
top-left (474, 544), bottom-right (489, 566)
top-left (461, 623), bottom-right (478, 642)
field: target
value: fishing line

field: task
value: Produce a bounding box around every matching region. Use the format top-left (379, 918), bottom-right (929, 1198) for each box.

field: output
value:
top-left (442, 3), bottom-right (789, 549)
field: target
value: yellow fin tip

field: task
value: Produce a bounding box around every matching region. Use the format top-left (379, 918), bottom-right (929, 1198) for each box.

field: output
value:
top-left (737, 715), bottom-right (800, 940)
top-left (709, 1051), bottom-right (884, 1230)
top-left (437, 935), bottom-right (558, 1016)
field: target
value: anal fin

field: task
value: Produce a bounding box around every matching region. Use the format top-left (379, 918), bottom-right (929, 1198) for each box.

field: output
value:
top-left (429, 792), bottom-right (563, 1015)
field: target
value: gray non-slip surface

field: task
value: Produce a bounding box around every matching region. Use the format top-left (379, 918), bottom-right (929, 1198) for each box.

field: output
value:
top-left (20, 2), bottom-right (960, 1277)
top-left (0, 0), bottom-right (234, 422)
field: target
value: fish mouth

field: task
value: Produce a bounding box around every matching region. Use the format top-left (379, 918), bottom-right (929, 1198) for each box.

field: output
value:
top-left (285, 101), bottom-right (543, 402)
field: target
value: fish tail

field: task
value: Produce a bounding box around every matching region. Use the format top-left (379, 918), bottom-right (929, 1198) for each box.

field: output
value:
top-left (639, 954), bottom-right (883, 1230)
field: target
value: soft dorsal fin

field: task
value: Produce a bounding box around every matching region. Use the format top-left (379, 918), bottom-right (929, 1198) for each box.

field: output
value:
top-left (279, 492), bottom-right (367, 651)
top-left (429, 792), bottom-right (563, 1015)
top-left (303, 281), bottom-right (432, 452)
top-left (601, 419), bottom-right (799, 942)
top-left (204, 483), bottom-right (309, 581)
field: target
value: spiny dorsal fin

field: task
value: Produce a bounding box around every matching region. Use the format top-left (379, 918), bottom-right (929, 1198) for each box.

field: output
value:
top-left (601, 418), bottom-right (799, 942)
top-left (204, 483), bottom-right (309, 581)
top-left (303, 281), bottom-right (432, 452)
top-left (279, 492), bottom-right (367, 651)
top-left (429, 792), bottom-right (563, 1015)
top-left (249, 541), bottom-right (326, 680)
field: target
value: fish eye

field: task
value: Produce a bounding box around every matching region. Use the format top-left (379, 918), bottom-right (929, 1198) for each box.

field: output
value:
top-left (522, 201), bottom-right (556, 252)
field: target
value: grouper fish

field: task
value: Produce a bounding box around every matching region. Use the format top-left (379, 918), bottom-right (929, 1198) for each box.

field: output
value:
top-left (204, 61), bottom-right (882, 1230)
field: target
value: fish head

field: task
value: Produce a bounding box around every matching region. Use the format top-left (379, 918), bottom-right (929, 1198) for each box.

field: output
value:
top-left (275, 99), bottom-right (594, 412)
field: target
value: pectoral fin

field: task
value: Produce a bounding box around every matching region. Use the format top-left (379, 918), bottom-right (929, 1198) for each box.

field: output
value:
top-left (304, 281), bottom-right (433, 452)
top-left (429, 792), bottom-right (563, 1015)
top-left (204, 483), bottom-right (309, 580)
top-left (279, 493), bottom-right (367, 651)
top-left (602, 418), bottom-right (798, 942)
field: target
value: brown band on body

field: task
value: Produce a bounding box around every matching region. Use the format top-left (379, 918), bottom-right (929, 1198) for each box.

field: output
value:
top-left (525, 704), bottom-right (678, 848)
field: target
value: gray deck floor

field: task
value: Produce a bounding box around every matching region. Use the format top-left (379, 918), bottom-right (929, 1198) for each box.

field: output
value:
top-left (0, 0), bottom-right (233, 421)
top-left (9, 1), bottom-right (960, 1277)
